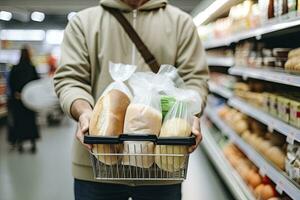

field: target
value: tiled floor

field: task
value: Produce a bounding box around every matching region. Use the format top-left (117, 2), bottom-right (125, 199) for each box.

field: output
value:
top-left (0, 118), bottom-right (232, 200)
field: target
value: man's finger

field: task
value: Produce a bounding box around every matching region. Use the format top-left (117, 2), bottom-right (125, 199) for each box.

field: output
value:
top-left (76, 126), bottom-right (92, 150)
top-left (79, 116), bottom-right (89, 133)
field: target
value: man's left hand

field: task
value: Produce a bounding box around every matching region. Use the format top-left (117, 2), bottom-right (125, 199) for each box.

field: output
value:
top-left (189, 116), bottom-right (202, 153)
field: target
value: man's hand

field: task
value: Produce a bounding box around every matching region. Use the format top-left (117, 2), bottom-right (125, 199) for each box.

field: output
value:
top-left (76, 111), bottom-right (93, 150)
top-left (189, 116), bottom-right (202, 153)
top-left (71, 99), bottom-right (93, 150)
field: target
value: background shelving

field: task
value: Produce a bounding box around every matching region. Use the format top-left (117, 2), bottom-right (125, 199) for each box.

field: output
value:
top-left (201, 119), bottom-right (256, 200)
top-left (229, 67), bottom-right (300, 87)
top-left (204, 106), bottom-right (300, 200)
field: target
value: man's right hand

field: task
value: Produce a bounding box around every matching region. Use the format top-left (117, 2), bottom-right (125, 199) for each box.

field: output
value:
top-left (76, 111), bottom-right (93, 150)
top-left (71, 99), bottom-right (93, 150)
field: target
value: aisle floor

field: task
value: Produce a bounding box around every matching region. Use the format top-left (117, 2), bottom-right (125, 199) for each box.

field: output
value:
top-left (0, 118), bottom-right (232, 200)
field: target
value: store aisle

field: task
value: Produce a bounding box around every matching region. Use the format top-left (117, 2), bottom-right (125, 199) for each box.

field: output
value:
top-left (0, 119), bottom-right (231, 200)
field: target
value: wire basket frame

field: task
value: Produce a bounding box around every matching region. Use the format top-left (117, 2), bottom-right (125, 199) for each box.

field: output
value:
top-left (85, 134), bottom-right (195, 181)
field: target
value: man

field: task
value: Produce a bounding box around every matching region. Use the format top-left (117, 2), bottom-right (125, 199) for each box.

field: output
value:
top-left (54, 0), bottom-right (209, 199)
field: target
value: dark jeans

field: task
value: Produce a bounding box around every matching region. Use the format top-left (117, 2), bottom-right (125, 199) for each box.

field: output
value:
top-left (74, 179), bottom-right (182, 200)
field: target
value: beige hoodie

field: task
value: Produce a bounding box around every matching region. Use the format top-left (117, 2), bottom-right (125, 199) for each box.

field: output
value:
top-left (54, 0), bottom-right (209, 186)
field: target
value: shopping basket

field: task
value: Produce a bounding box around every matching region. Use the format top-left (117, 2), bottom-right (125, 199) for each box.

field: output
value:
top-left (84, 134), bottom-right (196, 181)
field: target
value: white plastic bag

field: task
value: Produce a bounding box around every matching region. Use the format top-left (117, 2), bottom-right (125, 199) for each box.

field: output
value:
top-left (89, 62), bottom-right (137, 165)
top-left (122, 72), bottom-right (173, 168)
top-left (155, 88), bottom-right (202, 172)
top-left (158, 64), bottom-right (185, 88)
top-left (21, 77), bottom-right (59, 112)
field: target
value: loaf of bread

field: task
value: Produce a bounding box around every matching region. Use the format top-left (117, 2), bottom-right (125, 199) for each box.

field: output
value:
top-left (122, 104), bottom-right (162, 168)
top-left (89, 89), bottom-right (130, 165)
top-left (155, 118), bottom-right (192, 172)
top-left (288, 48), bottom-right (300, 59)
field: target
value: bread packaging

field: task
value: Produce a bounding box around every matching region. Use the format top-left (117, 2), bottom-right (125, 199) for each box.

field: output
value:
top-left (89, 62), bottom-right (136, 165)
top-left (122, 72), bottom-right (172, 168)
top-left (155, 88), bottom-right (202, 172)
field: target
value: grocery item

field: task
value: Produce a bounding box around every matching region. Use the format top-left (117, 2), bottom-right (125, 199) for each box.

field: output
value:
top-left (286, 143), bottom-right (300, 184)
top-left (290, 99), bottom-right (300, 128)
top-left (269, 94), bottom-right (278, 117)
top-left (123, 72), bottom-right (167, 168)
top-left (287, 0), bottom-right (297, 12)
top-left (266, 146), bottom-right (286, 170)
top-left (277, 96), bottom-right (290, 123)
top-left (254, 184), bottom-right (277, 200)
top-left (161, 95), bottom-right (176, 119)
top-left (156, 118), bottom-right (192, 172)
top-left (90, 90), bottom-right (130, 165)
top-left (90, 62), bottom-right (136, 165)
top-left (247, 170), bottom-right (262, 188)
top-left (288, 47), bottom-right (300, 58)
top-left (155, 88), bottom-right (201, 172)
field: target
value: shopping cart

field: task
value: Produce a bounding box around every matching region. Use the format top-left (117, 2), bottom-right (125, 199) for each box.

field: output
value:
top-left (84, 134), bottom-right (195, 181)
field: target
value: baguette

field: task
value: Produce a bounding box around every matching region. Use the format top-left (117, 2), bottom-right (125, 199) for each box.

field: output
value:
top-left (89, 89), bottom-right (130, 165)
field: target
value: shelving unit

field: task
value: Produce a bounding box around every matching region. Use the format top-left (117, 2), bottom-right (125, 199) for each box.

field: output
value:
top-left (201, 120), bottom-right (256, 200)
top-left (207, 56), bottom-right (235, 67)
top-left (204, 15), bottom-right (300, 49)
top-left (229, 67), bottom-right (300, 87)
top-left (228, 97), bottom-right (300, 144)
top-left (209, 82), bottom-right (233, 99)
top-left (204, 107), bottom-right (300, 200)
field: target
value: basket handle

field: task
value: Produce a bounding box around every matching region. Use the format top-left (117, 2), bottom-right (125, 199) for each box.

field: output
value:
top-left (84, 134), bottom-right (196, 146)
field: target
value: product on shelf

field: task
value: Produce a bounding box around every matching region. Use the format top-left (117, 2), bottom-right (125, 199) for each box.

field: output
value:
top-left (223, 143), bottom-right (279, 200)
top-left (218, 106), bottom-right (288, 170)
top-left (284, 47), bottom-right (300, 72)
top-left (286, 142), bottom-right (300, 184)
top-left (232, 81), bottom-right (300, 129)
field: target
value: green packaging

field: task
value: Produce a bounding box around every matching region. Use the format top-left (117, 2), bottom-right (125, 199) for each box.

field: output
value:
top-left (160, 95), bottom-right (176, 119)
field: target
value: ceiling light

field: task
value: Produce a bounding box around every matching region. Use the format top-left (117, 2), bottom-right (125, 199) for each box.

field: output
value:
top-left (0, 11), bottom-right (12, 21)
top-left (31, 11), bottom-right (45, 22)
top-left (193, 0), bottom-right (229, 27)
top-left (0, 29), bottom-right (45, 41)
top-left (67, 12), bottom-right (77, 21)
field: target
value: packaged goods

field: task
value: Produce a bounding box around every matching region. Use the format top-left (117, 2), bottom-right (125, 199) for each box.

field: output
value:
top-left (286, 143), bottom-right (300, 184)
top-left (274, 0), bottom-right (284, 17)
top-left (263, 93), bottom-right (270, 112)
top-left (269, 94), bottom-right (278, 117)
top-left (284, 57), bottom-right (300, 71)
top-left (90, 62), bottom-right (136, 165)
top-left (123, 72), bottom-right (172, 168)
top-left (266, 147), bottom-right (286, 170)
top-left (288, 48), bottom-right (300, 58)
top-left (288, 0), bottom-right (297, 12)
top-left (277, 96), bottom-right (290, 123)
top-left (290, 99), bottom-right (300, 128)
top-left (155, 88), bottom-right (201, 172)
top-left (161, 95), bottom-right (176, 119)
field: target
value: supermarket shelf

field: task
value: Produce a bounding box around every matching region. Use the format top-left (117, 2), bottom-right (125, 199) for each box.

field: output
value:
top-left (201, 120), bottom-right (256, 200)
top-left (205, 107), bottom-right (300, 200)
top-left (209, 82), bottom-right (233, 99)
top-left (207, 57), bottom-right (235, 67)
top-left (204, 15), bottom-right (300, 49)
top-left (229, 67), bottom-right (300, 87)
top-left (228, 97), bottom-right (300, 144)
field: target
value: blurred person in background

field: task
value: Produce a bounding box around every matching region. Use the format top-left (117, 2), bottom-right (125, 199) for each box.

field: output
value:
top-left (8, 46), bottom-right (40, 153)
top-left (47, 53), bottom-right (57, 77)
top-left (54, 0), bottom-right (208, 199)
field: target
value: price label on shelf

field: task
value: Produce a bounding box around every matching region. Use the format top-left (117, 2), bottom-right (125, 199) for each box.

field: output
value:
top-left (275, 180), bottom-right (284, 194)
top-left (242, 74), bottom-right (248, 81)
top-left (259, 167), bottom-right (267, 176)
top-left (286, 131), bottom-right (295, 145)
top-left (268, 121), bottom-right (275, 133)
